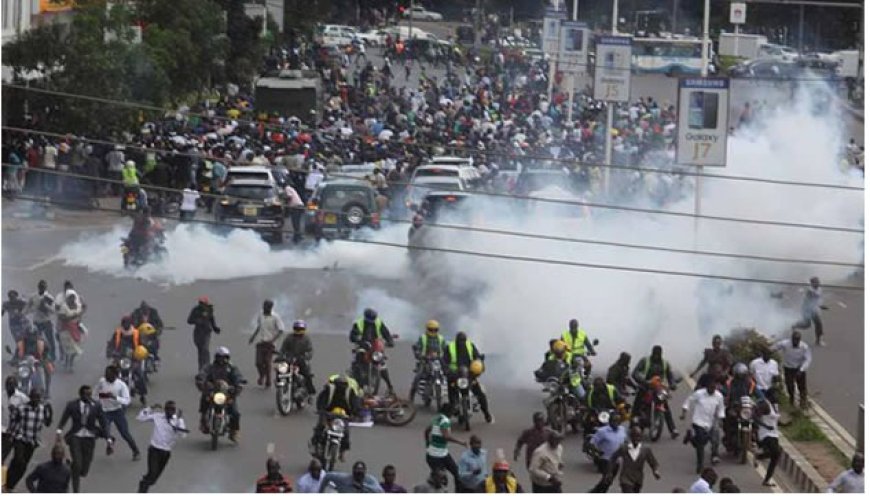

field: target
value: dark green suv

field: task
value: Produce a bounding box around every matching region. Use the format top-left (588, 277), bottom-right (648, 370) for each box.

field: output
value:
top-left (304, 180), bottom-right (381, 240)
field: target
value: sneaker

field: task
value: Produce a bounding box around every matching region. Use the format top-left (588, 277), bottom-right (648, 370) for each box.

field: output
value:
top-left (817, 340), bottom-right (827, 347)
top-left (670, 431), bottom-right (680, 440)
top-left (711, 455), bottom-right (721, 465)
top-left (132, 452), bottom-right (141, 461)
top-left (229, 431), bottom-right (239, 443)
top-left (106, 444), bottom-right (115, 456)
top-left (485, 413), bottom-right (494, 424)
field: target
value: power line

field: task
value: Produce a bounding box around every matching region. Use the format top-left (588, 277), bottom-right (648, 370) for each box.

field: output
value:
top-left (4, 163), bottom-right (862, 269)
top-left (3, 84), bottom-right (863, 192)
top-left (9, 193), bottom-right (864, 292)
top-left (2, 128), bottom-right (863, 234)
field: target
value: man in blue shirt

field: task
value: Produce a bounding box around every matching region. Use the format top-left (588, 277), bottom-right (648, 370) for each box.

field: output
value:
top-left (589, 412), bottom-right (626, 481)
top-left (319, 460), bottom-right (383, 493)
top-left (457, 435), bottom-right (488, 492)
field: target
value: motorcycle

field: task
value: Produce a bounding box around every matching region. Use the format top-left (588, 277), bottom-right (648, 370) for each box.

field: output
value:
top-left (733, 396), bottom-right (755, 464)
top-left (361, 394), bottom-right (416, 427)
top-left (453, 365), bottom-right (480, 432)
top-left (310, 412), bottom-right (348, 472)
top-left (417, 353), bottom-right (448, 410)
top-left (204, 379), bottom-right (235, 451)
top-left (123, 188), bottom-right (139, 212)
top-left (121, 234), bottom-right (167, 268)
top-left (9, 351), bottom-right (47, 396)
top-left (108, 351), bottom-right (147, 405)
top-left (274, 354), bottom-right (310, 416)
top-left (631, 375), bottom-right (676, 442)
top-left (353, 337), bottom-right (394, 396)
top-left (543, 373), bottom-right (584, 435)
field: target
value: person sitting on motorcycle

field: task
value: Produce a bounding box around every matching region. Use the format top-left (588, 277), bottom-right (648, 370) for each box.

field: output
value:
top-left (722, 362), bottom-right (759, 454)
top-left (631, 345), bottom-right (679, 440)
top-left (106, 316), bottom-right (139, 358)
top-left (278, 320), bottom-right (317, 395)
top-left (127, 207), bottom-right (158, 259)
top-left (313, 375), bottom-right (360, 462)
top-left (349, 308), bottom-right (396, 395)
top-left (585, 378), bottom-right (624, 437)
top-left (444, 332), bottom-right (493, 424)
top-left (15, 319), bottom-right (52, 398)
top-left (561, 319), bottom-right (596, 376)
top-left (409, 320), bottom-right (447, 402)
top-left (196, 347), bottom-right (244, 441)
top-left (132, 301), bottom-right (164, 362)
top-left (535, 340), bottom-right (585, 401)
top-left (606, 352), bottom-right (634, 397)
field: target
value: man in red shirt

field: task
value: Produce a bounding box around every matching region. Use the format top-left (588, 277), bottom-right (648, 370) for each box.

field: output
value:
top-left (256, 458), bottom-right (293, 493)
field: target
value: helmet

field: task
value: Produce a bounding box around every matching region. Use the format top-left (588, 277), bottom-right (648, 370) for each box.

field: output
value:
top-left (125, 160), bottom-right (136, 168)
top-left (198, 295), bottom-right (210, 304)
top-left (215, 346), bottom-right (231, 359)
top-left (293, 320), bottom-right (307, 332)
top-left (426, 320), bottom-right (440, 333)
top-left (469, 359), bottom-right (484, 376)
top-left (133, 345), bottom-right (149, 361)
top-left (138, 323), bottom-right (157, 336)
top-left (332, 375), bottom-right (348, 385)
top-left (330, 407), bottom-right (347, 416)
top-left (364, 308), bottom-right (377, 322)
top-left (733, 362), bottom-right (749, 377)
top-left (493, 461), bottom-right (510, 472)
top-left (552, 340), bottom-right (567, 353)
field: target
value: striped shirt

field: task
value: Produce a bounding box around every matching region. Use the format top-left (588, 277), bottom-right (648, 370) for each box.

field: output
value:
top-left (8, 403), bottom-right (49, 445)
top-left (427, 414), bottom-right (451, 458)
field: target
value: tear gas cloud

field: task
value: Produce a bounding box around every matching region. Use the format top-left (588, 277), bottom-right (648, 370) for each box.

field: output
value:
top-left (57, 83), bottom-right (862, 386)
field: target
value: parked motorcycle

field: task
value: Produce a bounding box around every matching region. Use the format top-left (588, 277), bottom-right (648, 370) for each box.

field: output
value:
top-left (274, 354), bottom-right (310, 416)
top-left (417, 354), bottom-right (448, 410)
top-left (362, 394), bottom-right (416, 426)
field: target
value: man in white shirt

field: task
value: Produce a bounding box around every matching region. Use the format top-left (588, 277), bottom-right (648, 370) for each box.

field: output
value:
top-left (94, 365), bottom-right (140, 460)
top-left (283, 184), bottom-right (304, 243)
top-left (248, 299), bottom-right (285, 388)
top-left (180, 186), bottom-right (200, 221)
top-left (296, 458), bottom-right (326, 493)
top-left (681, 381), bottom-right (725, 474)
top-left (2, 377), bottom-right (30, 462)
top-left (755, 390), bottom-right (781, 487)
top-left (689, 467), bottom-right (718, 493)
top-left (42, 141), bottom-right (58, 194)
top-left (828, 454), bottom-right (864, 493)
top-left (773, 331), bottom-right (812, 408)
top-left (749, 349), bottom-right (779, 397)
top-left (137, 400), bottom-right (187, 493)
top-left (304, 164), bottom-right (324, 199)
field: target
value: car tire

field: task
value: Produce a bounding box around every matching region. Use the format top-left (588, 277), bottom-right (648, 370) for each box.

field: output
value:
top-left (342, 202), bottom-right (369, 228)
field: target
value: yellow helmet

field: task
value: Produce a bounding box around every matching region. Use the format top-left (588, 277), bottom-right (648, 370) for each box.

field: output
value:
top-left (469, 359), bottom-right (484, 376)
top-left (552, 340), bottom-right (567, 353)
top-left (426, 320), bottom-right (440, 333)
top-left (138, 323), bottom-right (157, 336)
top-left (330, 407), bottom-right (347, 416)
top-left (133, 345), bottom-right (149, 361)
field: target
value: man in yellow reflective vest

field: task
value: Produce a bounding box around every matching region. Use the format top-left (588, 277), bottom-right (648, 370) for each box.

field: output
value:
top-left (535, 340), bottom-right (586, 401)
top-left (444, 332), bottom-right (493, 424)
top-left (561, 319), bottom-right (596, 375)
top-left (410, 320), bottom-right (446, 403)
top-left (348, 308), bottom-right (396, 395)
top-left (313, 375), bottom-right (360, 461)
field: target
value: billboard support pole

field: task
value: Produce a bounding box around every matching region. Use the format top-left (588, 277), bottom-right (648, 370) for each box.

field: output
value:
top-left (695, 0), bottom-right (711, 250)
top-left (603, 0), bottom-right (618, 196)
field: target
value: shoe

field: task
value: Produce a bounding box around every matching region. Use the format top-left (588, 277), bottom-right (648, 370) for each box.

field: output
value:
top-left (229, 431), bottom-right (239, 443)
top-left (711, 455), bottom-right (721, 465)
top-left (484, 413), bottom-right (494, 424)
top-left (670, 431), bottom-right (680, 440)
top-left (817, 340), bottom-right (827, 347)
top-left (133, 452), bottom-right (141, 461)
top-left (257, 377), bottom-right (264, 387)
top-left (763, 481), bottom-right (777, 487)
top-left (106, 444), bottom-right (115, 456)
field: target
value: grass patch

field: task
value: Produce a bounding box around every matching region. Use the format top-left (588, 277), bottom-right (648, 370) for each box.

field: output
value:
top-left (779, 400), bottom-right (850, 470)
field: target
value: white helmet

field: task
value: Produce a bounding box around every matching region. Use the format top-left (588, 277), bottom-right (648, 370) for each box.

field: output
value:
top-left (733, 362), bottom-right (749, 377)
top-left (215, 346), bottom-right (231, 359)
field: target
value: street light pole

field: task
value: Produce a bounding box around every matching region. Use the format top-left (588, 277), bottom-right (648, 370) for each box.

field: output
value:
top-left (603, 0), bottom-right (618, 194)
top-left (694, 0), bottom-right (711, 249)
top-left (567, 0), bottom-right (579, 122)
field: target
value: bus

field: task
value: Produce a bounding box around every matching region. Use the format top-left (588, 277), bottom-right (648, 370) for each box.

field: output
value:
top-left (631, 37), bottom-right (715, 76)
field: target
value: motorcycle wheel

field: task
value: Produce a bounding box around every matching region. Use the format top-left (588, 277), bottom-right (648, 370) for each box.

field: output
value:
top-left (210, 420), bottom-right (220, 451)
top-left (461, 396), bottom-right (471, 431)
top-left (383, 398), bottom-right (416, 426)
top-left (738, 429), bottom-right (750, 464)
top-left (650, 410), bottom-right (664, 442)
top-left (547, 402), bottom-right (565, 434)
top-left (276, 384), bottom-right (292, 416)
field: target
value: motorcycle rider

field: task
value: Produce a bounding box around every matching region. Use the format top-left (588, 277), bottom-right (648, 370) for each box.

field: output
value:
top-left (131, 301), bottom-right (164, 362)
top-left (586, 377), bottom-right (623, 412)
top-left (722, 363), bottom-right (758, 455)
top-left (631, 345), bottom-right (679, 440)
top-left (561, 319), bottom-right (596, 376)
top-left (2, 290), bottom-right (28, 342)
top-left (606, 352), bottom-right (633, 397)
top-left (277, 320), bottom-right (317, 395)
top-left (409, 320), bottom-right (447, 403)
top-left (535, 340), bottom-right (585, 401)
top-left (196, 347), bottom-right (244, 442)
top-left (126, 207), bottom-right (163, 260)
top-left (349, 308), bottom-right (396, 395)
top-left (106, 316), bottom-right (148, 404)
top-left (15, 319), bottom-right (52, 398)
top-left (313, 375), bottom-right (360, 462)
top-left (445, 332), bottom-right (493, 424)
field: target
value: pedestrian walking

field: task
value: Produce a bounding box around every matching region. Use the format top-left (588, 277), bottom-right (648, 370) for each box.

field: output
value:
top-left (412, 468), bottom-right (449, 493)
top-left (255, 457), bottom-right (292, 493)
top-left (3, 376), bottom-right (30, 463)
top-left (681, 380), bottom-right (725, 474)
top-left (95, 365), bottom-right (141, 461)
top-left (3, 389), bottom-right (52, 492)
top-left (380, 464), bottom-right (408, 493)
top-left (688, 467), bottom-right (718, 493)
top-left (424, 403), bottom-right (467, 492)
top-left (57, 385), bottom-right (108, 492)
top-left (513, 412), bottom-right (549, 469)
top-left (319, 460), bottom-right (383, 492)
top-left (2, 290), bottom-right (28, 342)
top-left (773, 330), bottom-right (812, 409)
top-left (457, 435), bottom-right (488, 492)
top-left (137, 401), bottom-right (187, 493)
top-left (248, 299), bottom-right (285, 388)
top-left (25, 443), bottom-right (70, 493)
top-left (589, 413), bottom-right (628, 492)
top-left (749, 348), bottom-right (780, 398)
top-left (187, 296), bottom-right (221, 374)
top-left (754, 389), bottom-right (781, 487)
top-left (793, 276), bottom-right (828, 346)
top-left (601, 427), bottom-right (661, 493)
top-left (828, 454), bottom-right (864, 493)
top-left (528, 431), bottom-right (564, 493)
top-left (25, 279), bottom-right (57, 362)
top-left (296, 458), bottom-right (326, 493)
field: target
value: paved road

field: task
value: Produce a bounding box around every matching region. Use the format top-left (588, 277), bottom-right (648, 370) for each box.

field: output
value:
top-left (1, 218), bottom-right (777, 493)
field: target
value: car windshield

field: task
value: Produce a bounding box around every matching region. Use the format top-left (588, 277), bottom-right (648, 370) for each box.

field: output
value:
top-left (321, 188), bottom-right (370, 210)
top-left (416, 168), bottom-right (459, 178)
top-left (228, 171), bottom-right (270, 182)
top-left (225, 185), bottom-right (275, 200)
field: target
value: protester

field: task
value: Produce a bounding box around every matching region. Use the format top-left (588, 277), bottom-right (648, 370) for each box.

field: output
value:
top-left (827, 454), bottom-right (864, 493)
top-left (528, 431), bottom-right (563, 493)
top-left (57, 385), bottom-right (108, 492)
top-left (24, 443), bottom-right (70, 493)
top-left (457, 435), bottom-right (488, 492)
top-left (380, 464), bottom-right (407, 493)
top-left (513, 412), bottom-right (549, 469)
top-left (136, 401), bottom-right (187, 493)
top-left (688, 467), bottom-right (718, 493)
top-left (295, 458), bottom-right (326, 493)
top-left (255, 458), bottom-right (293, 493)
top-left (4, 389), bottom-right (53, 492)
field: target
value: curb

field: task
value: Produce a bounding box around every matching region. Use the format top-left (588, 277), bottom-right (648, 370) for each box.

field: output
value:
top-left (776, 434), bottom-right (829, 493)
top-left (807, 399), bottom-right (857, 459)
top-left (839, 98), bottom-right (864, 122)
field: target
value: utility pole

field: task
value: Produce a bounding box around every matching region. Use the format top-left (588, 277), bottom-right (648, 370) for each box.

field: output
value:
top-left (473, 0), bottom-right (482, 52)
top-left (603, 0), bottom-right (618, 194)
top-left (671, 0), bottom-right (679, 34)
top-left (407, 0), bottom-right (413, 40)
top-left (694, 0), bottom-right (711, 249)
top-left (798, 3), bottom-right (805, 52)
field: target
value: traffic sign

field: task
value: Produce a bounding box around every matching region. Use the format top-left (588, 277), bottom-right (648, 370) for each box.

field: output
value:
top-left (730, 2), bottom-right (747, 24)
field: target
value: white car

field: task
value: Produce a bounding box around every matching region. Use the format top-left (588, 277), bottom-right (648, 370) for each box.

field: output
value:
top-left (405, 6), bottom-right (443, 21)
top-left (405, 176), bottom-right (464, 208)
top-left (316, 25), bottom-right (358, 47)
top-left (356, 29), bottom-right (388, 46)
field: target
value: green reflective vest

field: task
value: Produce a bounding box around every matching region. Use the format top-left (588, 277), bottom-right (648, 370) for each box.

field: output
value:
top-left (354, 318), bottom-right (384, 340)
top-left (641, 357), bottom-right (670, 379)
top-left (562, 329), bottom-right (588, 356)
top-left (447, 340), bottom-right (474, 372)
top-left (327, 374), bottom-right (360, 397)
top-left (122, 166), bottom-right (139, 186)
top-left (418, 334), bottom-right (445, 355)
top-left (587, 384), bottom-right (616, 407)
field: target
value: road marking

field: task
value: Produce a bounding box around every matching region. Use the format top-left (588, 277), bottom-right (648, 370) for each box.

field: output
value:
top-left (683, 374), bottom-right (782, 493)
top-left (266, 442), bottom-right (275, 454)
top-left (836, 301), bottom-right (847, 309)
top-left (3, 256), bottom-right (61, 272)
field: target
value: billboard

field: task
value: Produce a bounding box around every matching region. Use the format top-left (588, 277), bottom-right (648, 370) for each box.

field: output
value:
top-left (593, 36), bottom-right (632, 102)
top-left (676, 78), bottom-right (730, 167)
top-left (542, 7), bottom-right (566, 55)
top-left (559, 21), bottom-right (589, 76)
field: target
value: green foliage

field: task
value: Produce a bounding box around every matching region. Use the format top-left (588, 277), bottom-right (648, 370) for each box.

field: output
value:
top-left (722, 327), bottom-right (780, 365)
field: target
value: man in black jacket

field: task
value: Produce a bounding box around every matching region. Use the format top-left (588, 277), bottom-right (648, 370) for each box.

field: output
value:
top-left (57, 385), bottom-right (108, 493)
top-left (25, 443), bottom-right (70, 493)
top-left (187, 296), bottom-right (221, 374)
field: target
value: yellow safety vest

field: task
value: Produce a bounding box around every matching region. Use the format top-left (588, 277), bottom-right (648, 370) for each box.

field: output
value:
top-left (354, 318), bottom-right (384, 340)
top-left (122, 166), bottom-right (139, 186)
top-left (447, 341), bottom-right (474, 372)
top-left (587, 384), bottom-right (616, 407)
top-left (562, 329), bottom-right (588, 356)
top-left (485, 475), bottom-right (518, 493)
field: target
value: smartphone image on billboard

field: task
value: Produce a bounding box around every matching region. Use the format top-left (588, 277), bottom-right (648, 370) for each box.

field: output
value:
top-left (688, 91), bottom-right (719, 129)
